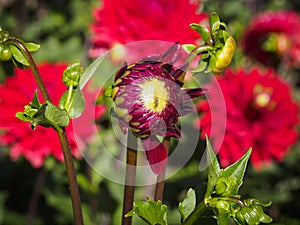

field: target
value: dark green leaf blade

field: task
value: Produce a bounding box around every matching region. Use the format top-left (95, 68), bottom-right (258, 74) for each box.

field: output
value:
top-left (44, 102), bottom-right (70, 127)
top-left (219, 148), bottom-right (252, 195)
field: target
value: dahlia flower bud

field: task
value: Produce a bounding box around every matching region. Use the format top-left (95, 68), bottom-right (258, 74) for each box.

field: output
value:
top-left (213, 36), bottom-right (236, 73)
top-left (111, 44), bottom-right (205, 174)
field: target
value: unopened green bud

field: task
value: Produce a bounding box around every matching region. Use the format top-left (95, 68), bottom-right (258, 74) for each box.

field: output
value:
top-left (0, 45), bottom-right (12, 61)
top-left (216, 200), bottom-right (230, 213)
top-left (62, 60), bottom-right (82, 87)
top-left (215, 177), bottom-right (233, 196)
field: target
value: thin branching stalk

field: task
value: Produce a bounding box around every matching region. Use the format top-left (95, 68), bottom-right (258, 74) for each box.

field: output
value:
top-left (122, 131), bottom-right (138, 225)
top-left (8, 38), bottom-right (84, 225)
top-left (154, 137), bottom-right (170, 201)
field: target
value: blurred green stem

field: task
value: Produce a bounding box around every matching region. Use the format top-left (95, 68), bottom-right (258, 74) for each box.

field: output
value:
top-left (181, 201), bottom-right (208, 225)
top-left (122, 131), bottom-right (138, 225)
top-left (154, 137), bottom-right (170, 201)
top-left (8, 38), bottom-right (84, 225)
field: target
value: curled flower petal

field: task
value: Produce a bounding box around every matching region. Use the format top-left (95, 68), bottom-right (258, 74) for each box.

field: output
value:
top-left (142, 136), bottom-right (167, 175)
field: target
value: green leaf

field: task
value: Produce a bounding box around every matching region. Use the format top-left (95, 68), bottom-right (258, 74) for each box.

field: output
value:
top-left (126, 198), bottom-right (168, 225)
top-left (59, 88), bottom-right (85, 118)
top-left (24, 42), bottom-right (40, 52)
top-left (33, 102), bottom-right (70, 129)
top-left (182, 44), bottom-right (197, 54)
top-left (192, 60), bottom-right (207, 73)
top-left (205, 136), bottom-right (221, 200)
top-left (207, 54), bottom-right (216, 72)
top-left (31, 90), bottom-right (41, 109)
top-left (9, 44), bottom-right (29, 66)
top-left (179, 188), bottom-right (196, 222)
top-left (219, 148), bottom-right (252, 195)
top-left (190, 24), bottom-right (212, 45)
top-left (210, 12), bottom-right (221, 33)
top-left (15, 112), bottom-right (31, 122)
top-left (79, 52), bottom-right (107, 90)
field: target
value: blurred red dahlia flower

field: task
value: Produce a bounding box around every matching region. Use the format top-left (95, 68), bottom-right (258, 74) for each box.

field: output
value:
top-left (112, 44), bottom-right (205, 174)
top-left (196, 68), bottom-right (299, 169)
top-left (242, 10), bottom-right (300, 68)
top-left (0, 63), bottom-right (106, 167)
top-left (89, 0), bottom-right (208, 58)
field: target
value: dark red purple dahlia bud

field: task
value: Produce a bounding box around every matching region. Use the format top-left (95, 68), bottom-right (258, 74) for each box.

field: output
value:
top-left (111, 45), bottom-right (205, 174)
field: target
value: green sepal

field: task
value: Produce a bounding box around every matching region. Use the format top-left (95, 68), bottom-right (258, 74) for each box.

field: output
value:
top-left (189, 24), bottom-right (212, 45)
top-left (126, 197), bottom-right (168, 225)
top-left (204, 136), bottom-right (221, 200)
top-left (209, 12), bottom-right (221, 34)
top-left (219, 148), bottom-right (252, 196)
top-left (179, 188), bottom-right (196, 222)
top-left (59, 88), bottom-right (85, 118)
top-left (62, 60), bottom-right (83, 87)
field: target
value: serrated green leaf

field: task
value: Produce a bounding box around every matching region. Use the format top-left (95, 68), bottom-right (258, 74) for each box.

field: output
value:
top-left (179, 188), bottom-right (196, 222)
top-left (10, 45), bottom-right (29, 66)
top-left (24, 42), bottom-right (40, 52)
top-left (205, 136), bottom-right (221, 200)
top-left (182, 44), bottom-right (197, 54)
top-left (190, 24), bottom-right (212, 45)
top-left (219, 148), bottom-right (252, 195)
top-left (126, 198), bottom-right (168, 225)
top-left (210, 12), bottom-right (220, 33)
top-left (34, 102), bottom-right (69, 129)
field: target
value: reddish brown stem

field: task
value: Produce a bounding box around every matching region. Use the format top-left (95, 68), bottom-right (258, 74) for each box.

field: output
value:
top-left (122, 131), bottom-right (138, 225)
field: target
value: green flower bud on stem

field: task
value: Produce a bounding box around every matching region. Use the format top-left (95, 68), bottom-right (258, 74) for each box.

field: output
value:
top-left (213, 36), bottom-right (236, 73)
top-left (62, 60), bottom-right (82, 87)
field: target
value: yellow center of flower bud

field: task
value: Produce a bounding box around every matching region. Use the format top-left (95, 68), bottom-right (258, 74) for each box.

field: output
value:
top-left (139, 78), bottom-right (169, 113)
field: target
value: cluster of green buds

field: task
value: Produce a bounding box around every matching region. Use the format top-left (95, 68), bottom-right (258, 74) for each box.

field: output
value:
top-left (16, 61), bottom-right (85, 131)
top-left (206, 175), bottom-right (272, 225)
top-left (0, 27), bottom-right (40, 67)
top-left (203, 140), bottom-right (272, 225)
top-left (183, 12), bottom-right (236, 74)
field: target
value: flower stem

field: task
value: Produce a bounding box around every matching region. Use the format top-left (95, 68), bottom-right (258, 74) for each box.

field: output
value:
top-left (154, 137), bottom-right (170, 201)
top-left (181, 201), bottom-right (208, 225)
top-left (56, 127), bottom-right (84, 225)
top-left (122, 131), bottom-right (138, 225)
top-left (8, 38), bottom-right (84, 225)
top-left (184, 45), bottom-right (213, 65)
top-left (6, 38), bottom-right (51, 102)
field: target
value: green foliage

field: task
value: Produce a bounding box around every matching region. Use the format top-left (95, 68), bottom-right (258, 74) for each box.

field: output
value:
top-left (16, 91), bottom-right (70, 130)
top-left (183, 12), bottom-right (236, 74)
top-left (178, 188), bottom-right (196, 221)
top-left (126, 198), bottom-right (168, 225)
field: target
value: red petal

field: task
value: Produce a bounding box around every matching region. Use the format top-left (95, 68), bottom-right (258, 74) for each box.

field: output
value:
top-left (142, 136), bottom-right (168, 175)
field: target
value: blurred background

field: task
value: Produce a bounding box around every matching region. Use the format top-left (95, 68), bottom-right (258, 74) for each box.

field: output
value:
top-left (0, 0), bottom-right (299, 224)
